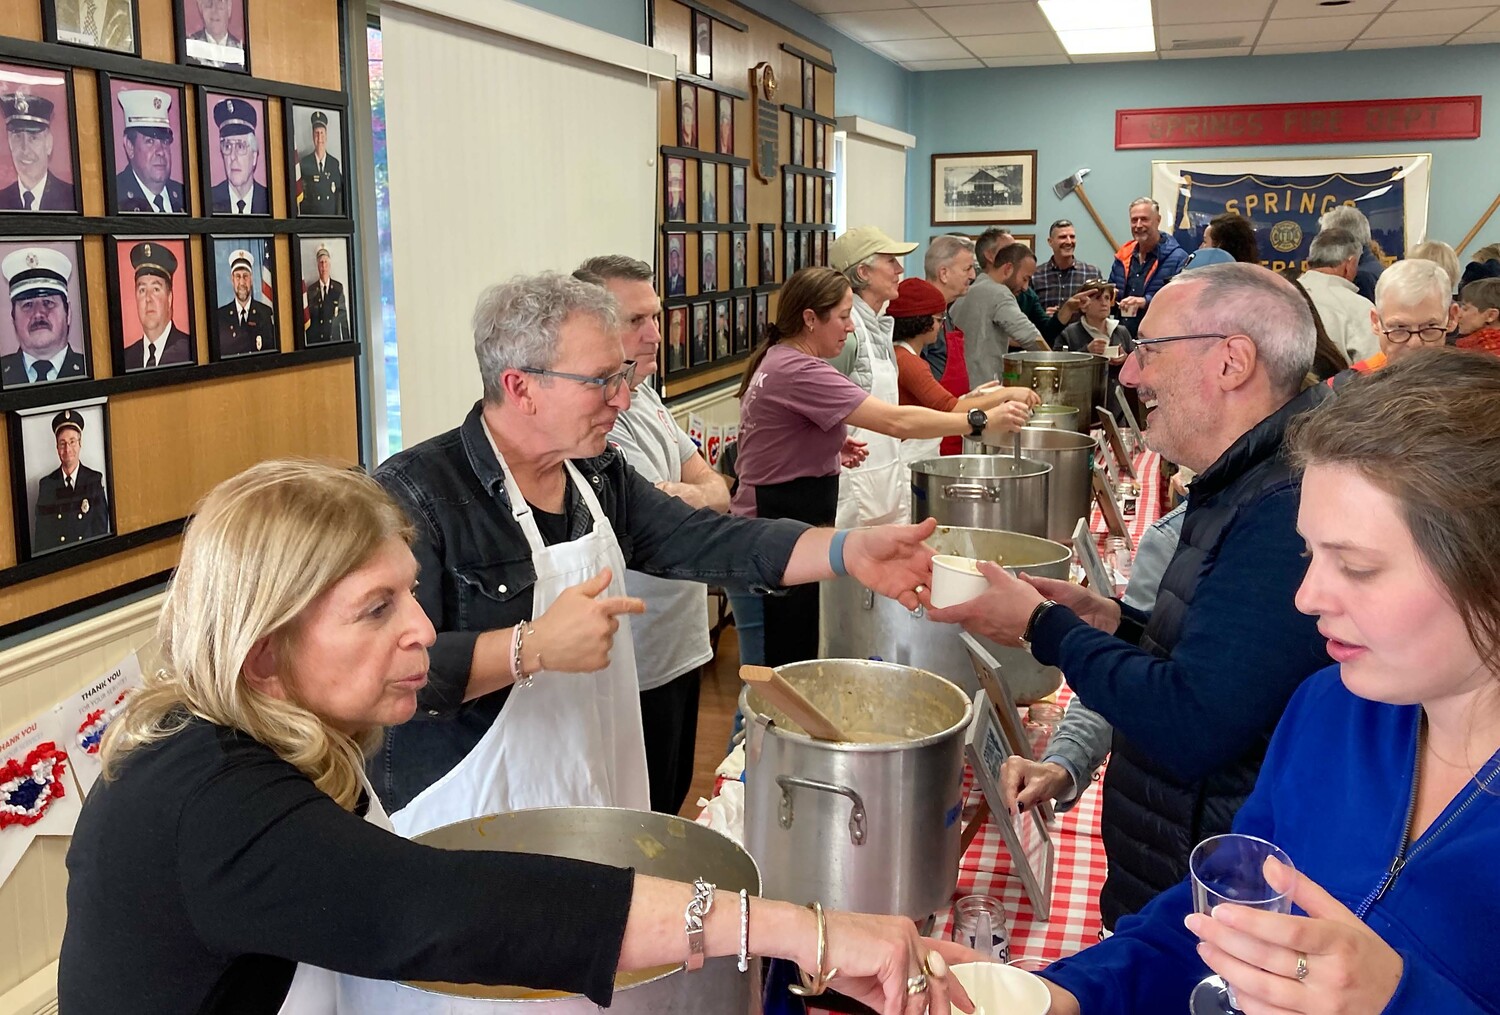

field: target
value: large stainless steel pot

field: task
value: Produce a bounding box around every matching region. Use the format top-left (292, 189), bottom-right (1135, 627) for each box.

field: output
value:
top-left (1028, 404), bottom-right (1080, 431)
top-left (742, 659), bottom-right (972, 921)
top-left (819, 526), bottom-right (1070, 704)
top-left (1003, 350), bottom-right (1107, 429)
top-left (910, 455), bottom-right (1050, 538)
top-left (338, 808), bottom-right (758, 1013)
top-left (963, 427), bottom-right (1098, 543)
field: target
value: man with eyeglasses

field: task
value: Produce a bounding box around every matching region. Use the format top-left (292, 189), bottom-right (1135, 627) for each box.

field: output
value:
top-left (1328, 259), bottom-right (1458, 389)
top-left (930, 263), bottom-right (1331, 931)
top-left (34, 409), bottom-right (109, 550)
top-left (372, 272), bottom-right (943, 832)
top-left (209, 98), bottom-right (267, 214)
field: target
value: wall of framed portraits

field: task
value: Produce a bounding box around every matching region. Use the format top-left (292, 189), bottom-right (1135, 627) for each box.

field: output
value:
top-left (654, 0), bottom-right (836, 401)
top-left (0, 0), bottom-right (364, 644)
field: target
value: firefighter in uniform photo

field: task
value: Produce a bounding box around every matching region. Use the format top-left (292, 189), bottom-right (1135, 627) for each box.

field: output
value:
top-left (33, 409), bottom-right (109, 551)
top-left (304, 244), bottom-right (349, 344)
top-left (1, 245), bottom-right (86, 385)
top-left (296, 110), bottom-right (342, 215)
top-left (215, 248), bottom-right (274, 356)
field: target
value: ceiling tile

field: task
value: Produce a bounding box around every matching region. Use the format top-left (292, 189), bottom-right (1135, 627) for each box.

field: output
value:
top-left (822, 9), bottom-right (945, 41)
top-left (1156, 0), bottom-right (1272, 24)
top-left (1258, 14), bottom-right (1373, 42)
top-left (866, 36), bottom-right (973, 60)
top-left (1349, 32), bottom-right (1459, 46)
top-left (1386, 0), bottom-right (1500, 9)
top-left (1449, 28), bottom-right (1500, 39)
top-left (1072, 51), bottom-right (1160, 62)
top-left (1269, 0), bottom-right (1388, 17)
top-left (1360, 8), bottom-right (1490, 35)
top-left (1161, 46), bottom-right (1255, 58)
top-left (1252, 40), bottom-right (1347, 52)
top-left (1466, 8), bottom-right (1500, 26)
top-left (925, 2), bottom-right (1052, 33)
top-left (902, 57), bottom-right (986, 69)
top-left (980, 53), bottom-right (1073, 65)
top-left (1158, 19), bottom-right (1266, 48)
top-left (960, 31), bottom-right (1067, 56)
top-left (793, 0), bottom-right (912, 13)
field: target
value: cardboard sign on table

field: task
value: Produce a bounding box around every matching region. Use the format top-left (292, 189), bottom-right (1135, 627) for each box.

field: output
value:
top-left (1072, 517), bottom-right (1114, 594)
top-left (961, 633), bottom-right (1054, 825)
top-left (1115, 385), bottom-right (1145, 452)
top-left (1092, 469), bottom-right (1135, 551)
top-left (1095, 406), bottom-right (1137, 480)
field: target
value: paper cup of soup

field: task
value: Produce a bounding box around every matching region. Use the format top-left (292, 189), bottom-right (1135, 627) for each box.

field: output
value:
top-left (950, 961), bottom-right (1051, 1015)
top-left (930, 554), bottom-right (991, 609)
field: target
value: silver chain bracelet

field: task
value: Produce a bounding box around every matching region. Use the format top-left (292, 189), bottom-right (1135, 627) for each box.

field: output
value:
top-left (684, 877), bottom-right (715, 972)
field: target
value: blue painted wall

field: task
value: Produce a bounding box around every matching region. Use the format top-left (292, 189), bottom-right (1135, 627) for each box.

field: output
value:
top-left (905, 45), bottom-right (1500, 272)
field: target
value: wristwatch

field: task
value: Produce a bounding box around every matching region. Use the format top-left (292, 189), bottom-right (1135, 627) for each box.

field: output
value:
top-left (1023, 599), bottom-right (1059, 643)
top-left (967, 407), bottom-right (988, 438)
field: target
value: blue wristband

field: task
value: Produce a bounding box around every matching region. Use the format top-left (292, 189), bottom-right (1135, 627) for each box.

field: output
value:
top-left (829, 529), bottom-right (851, 578)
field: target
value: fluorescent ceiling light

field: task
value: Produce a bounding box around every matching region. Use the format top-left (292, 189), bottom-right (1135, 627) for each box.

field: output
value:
top-left (1038, 0), bottom-right (1156, 54)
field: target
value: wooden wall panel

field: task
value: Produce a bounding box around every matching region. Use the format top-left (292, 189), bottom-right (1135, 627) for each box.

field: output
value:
top-left (252, 0), bottom-right (343, 92)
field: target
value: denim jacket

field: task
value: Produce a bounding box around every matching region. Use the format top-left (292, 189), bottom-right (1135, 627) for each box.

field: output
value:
top-left (371, 402), bottom-right (807, 809)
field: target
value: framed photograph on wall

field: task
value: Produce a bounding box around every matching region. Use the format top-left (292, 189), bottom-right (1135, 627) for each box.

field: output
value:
top-left (782, 171), bottom-right (795, 224)
top-left (285, 101), bottom-right (347, 218)
top-left (733, 294), bottom-right (750, 354)
top-left (1, 238), bottom-right (92, 389)
top-left (692, 11), bottom-right (712, 78)
top-left (699, 161), bottom-right (717, 224)
top-left (730, 165), bottom-right (746, 224)
top-left (931, 150), bottom-right (1038, 226)
top-left (790, 115), bottom-right (802, 167)
top-left (713, 298), bottom-right (730, 359)
top-left (175, 0), bottom-right (249, 72)
top-left (664, 231), bottom-right (686, 298)
top-left (0, 61), bottom-right (83, 213)
top-left (823, 177), bottom-right (834, 223)
top-left (814, 123), bottom-right (825, 170)
top-left (730, 231), bottom-right (747, 290)
top-left (716, 93), bottom-right (733, 155)
top-left (754, 291), bottom-right (769, 343)
top-left (700, 233), bottom-right (719, 294)
top-left (689, 301), bottom-right (709, 366)
top-left (804, 175), bottom-right (815, 223)
top-left (99, 74), bottom-right (188, 216)
top-left (105, 236), bottom-right (196, 373)
top-left (43, 0), bottom-right (139, 56)
top-left (205, 236), bottom-right (277, 360)
top-left (802, 60), bottom-right (814, 109)
top-left (9, 397), bottom-right (116, 561)
top-left (758, 224), bottom-right (775, 284)
top-left (677, 82), bottom-right (697, 149)
top-left (665, 305), bottom-right (687, 375)
top-left (293, 235), bottom-right (355, 347)
top-left (199, 90), bottom-right (269, 216)
top-left (784, 229), bottom-right (796, 276)
top-left (664, 156), bottom-right (686, 223)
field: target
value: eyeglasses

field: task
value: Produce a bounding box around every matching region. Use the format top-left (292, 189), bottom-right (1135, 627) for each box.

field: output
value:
top-left (519, 361), bottom-right (636, 400)
top-left (1120, 331), bottom-right (1229, 356)
top-left (1375, 319), bottom-right (1448, 345)
top-left (219, 138), bottom-right (253, 156)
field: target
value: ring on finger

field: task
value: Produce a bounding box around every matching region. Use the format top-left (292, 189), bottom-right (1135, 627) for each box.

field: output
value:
top-left (1294, 952), bottom-right (1309, 982)
top-left (914, 583), bottom-right (928, 595)
top-left (922, 951), bottom-right (948, 978)
top-left (905, 972), bottom-right (928, 996)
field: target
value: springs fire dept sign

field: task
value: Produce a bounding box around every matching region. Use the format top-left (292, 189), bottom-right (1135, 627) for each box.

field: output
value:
top-left (1152, 154), bottom-right (1432, 273)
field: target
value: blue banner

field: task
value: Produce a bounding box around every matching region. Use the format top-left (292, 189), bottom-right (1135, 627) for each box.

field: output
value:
top-left (1170, 169), bottom-right (1407, 270)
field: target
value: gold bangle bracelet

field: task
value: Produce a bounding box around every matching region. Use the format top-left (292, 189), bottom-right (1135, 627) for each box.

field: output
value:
top-left (787, 901), bottom-right (838, 997)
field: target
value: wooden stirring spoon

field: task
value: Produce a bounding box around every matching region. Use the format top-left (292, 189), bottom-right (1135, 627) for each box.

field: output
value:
top-left (740, 665), bottom-right (850, 742)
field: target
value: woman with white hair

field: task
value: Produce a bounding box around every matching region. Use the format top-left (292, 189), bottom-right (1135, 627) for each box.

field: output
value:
top-left (60, 460), bottom-right (980, 1015)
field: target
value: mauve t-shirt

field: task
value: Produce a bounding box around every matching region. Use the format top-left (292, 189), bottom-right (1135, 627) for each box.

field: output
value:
top-left (731, 343), bottom-right (870, 517)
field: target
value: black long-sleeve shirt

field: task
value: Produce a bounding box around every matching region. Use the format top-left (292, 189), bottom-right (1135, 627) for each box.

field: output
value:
top-left (60, 719), bottom-right (635, 1013)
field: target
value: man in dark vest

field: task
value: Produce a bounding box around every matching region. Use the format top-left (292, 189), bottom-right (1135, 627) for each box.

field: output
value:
top-left (930, 262), bottom-right (1331, 929)
top-left (34, 409), bottom-right (110, 552)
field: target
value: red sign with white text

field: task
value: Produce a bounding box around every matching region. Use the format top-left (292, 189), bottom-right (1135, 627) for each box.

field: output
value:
top-left (1115, 96), bottom-right (1481, 150)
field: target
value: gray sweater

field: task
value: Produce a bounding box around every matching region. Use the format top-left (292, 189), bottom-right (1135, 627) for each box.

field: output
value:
top-left (951, 274), bottom-right (1045, 384)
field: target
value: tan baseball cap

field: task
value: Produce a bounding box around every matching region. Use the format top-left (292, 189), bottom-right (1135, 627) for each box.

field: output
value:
top-left (829, 225), bottom-right (918, 272)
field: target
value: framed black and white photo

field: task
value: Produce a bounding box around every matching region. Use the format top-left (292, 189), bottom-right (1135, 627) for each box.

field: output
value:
top-left (758, 224), bottom-right (775, 284)
top-left (692, 11), bottom-right (712, 77)
top-left (783, 171), bottom-right (795, 224)
top-left (43, 0), bottom-right (139, 56)
top-left (790, 115), bottom-right (802, 167)
top-left (285, 101), bottom-right (347, 218)
top-left (814, 122), bottom-right (825, 170)
top-left (0, 61), bottom-right (83, 214)
top-left (176, 0), bottom-right (249, 72)
top-left (733, 294), bottom-right (750, 355)
top-left (206, 237), bottom-right (277, 360)
top-left (665, 305), bottom-right (687, 375)
top-left (700, 233), bottom-right (719, 294)
top-left (199, 90), bottom-right (269, 216)
top-left (730, 165), bottom-right (746, 224)
top-left (689, 301), bottom-right (709, 367)
top-left (699, 161), bottom-right (717, 224)
top-left (802, 60), bottom-right (814, 109)
top-left (804, 175), bottom-right (815, 224)
top-left (8, 397), bottom-right (115, 561)
top-left (292, 235), bottom-right (355, 347)
top-left (932, 150), bottom-right (1038, 226)
top-left (664, 156), bottom-right (686, 223)
top-left (664, 232), bottom-right (686, 298)
top-left (730, 231), bottom-right (747, 290)
top-left (1, 238), bottom-right (91, 390)
top-left (105, 236), bottom-right (196, 374)
top-left (716, 93), bottom-right (734, 155)
top-left (99, 74), bottom-right (189, 216)
top-left (677, 82), bottom-right (697, 149)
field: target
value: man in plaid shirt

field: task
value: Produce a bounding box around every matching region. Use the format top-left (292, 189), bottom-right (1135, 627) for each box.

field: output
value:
top-left (1032, 219), bottom-right (1102, 313)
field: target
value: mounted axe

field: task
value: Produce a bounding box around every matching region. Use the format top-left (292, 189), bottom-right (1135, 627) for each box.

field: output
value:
top-left (1054, 168), bottom-right (1119, 252)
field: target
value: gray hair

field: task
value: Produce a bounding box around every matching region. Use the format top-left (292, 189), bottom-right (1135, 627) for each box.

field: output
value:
top-left (1318, 205), bottom-right (1371, 249)
top-left (842, 254), bottom-right (880, 294)
top-left (1307, 228), bottom-right (1362, 269)
top-left (924, 234), bottom-right (974, 280)
top-left (1128, 197), bottom-right (1160, 215)
top-left (573, 254), bottom-right (653, 287)
top-left (473, 272), bottom-right (619, 403)
top-left (1174, 262), bottom-right (1315, 397)
top-left (1374, 259), bottom-right (1452, 315)
top-left (974, 228), bottom-right (1014, 270)
top-left (1406, 240), bottom-right (1459, 293)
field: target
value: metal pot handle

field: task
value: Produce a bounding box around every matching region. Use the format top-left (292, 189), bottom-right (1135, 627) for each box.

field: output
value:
top-left (776, 775), bottom-right (867, 845)
top-left (1032, 365), bottom-right (1061, 401)
top-left (943, 482), bottom-right (998, 501)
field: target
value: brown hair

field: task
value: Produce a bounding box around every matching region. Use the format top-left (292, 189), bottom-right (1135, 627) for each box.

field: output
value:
top-left (1289, 278), bottom-right (1350, 382)
top-left (1460, 277), bottom-right (1500, 314)
top-left (1287, 348), bottom-right (1500, 664)
top-left (736, 267), bottom-right (850, 396)
top-left (1209, 212), bottom-right (1261, 264)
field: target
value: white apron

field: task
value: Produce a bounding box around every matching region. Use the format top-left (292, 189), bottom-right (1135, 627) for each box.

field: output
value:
top-left (836, 334), bottom-right (906, 528)
top-left (276, 776), bottom-right (393, 1015)
top-left (390, 454), bottom-right (651, 840)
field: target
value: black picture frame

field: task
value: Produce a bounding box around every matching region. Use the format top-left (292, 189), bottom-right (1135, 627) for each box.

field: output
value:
top-left (818, 230), bottom-right (829, 267)
top-left (665, 305), bottom-right (687, 375)
top-left (692, 11), bottom-right (713, 78)
top-left (730, 164), bottom-right (746, 224)
top-left (174, 0), bottom-right (250, 73)
top-left (754, 291), bottom-right (769, 346)
top-left (730, 231), bottom-right (747, 290)
top-left (663, 231), bottom-right (686, 298)
top-left (0, 237), bottom-right (93, 390)
top-left (42, 0), bottom-right (141, 57)
top-left (105, 235), bottom-right (197, 375)
top-left (204, 236), bottom-right (278, 361)
top-left (283, 99), bottom-right (349, 219)
top-left (783, 172), bottom-right (795, 224)
top-left (804, 175), bottom-right (815, 224)
top-left (664, 155), bottom-right (686, 223)
top-left (291, 234), bottom-right (356, 348)
top-left (802, 60), bottom-right (814, 109)
top-left (785, 229), bottom-right (796, 275)
top-left (733, 294), bottom-right (750, 355)
top-left (699, 161), bottom-right (717, 224)
top-left (712, 298), bottom-right (730, 360)
top-left (197, 88), bottom-right (271, 217)
top-left (758, 224), bottom-right (775, 284)
top-left (814, 122), bottom-right (825, 170)
top-left (98, 73), bottom-right (190, 217)
top-left (823, 177), bottom-right (834, 223)
top-left (676, 81), bottom-right (698, 149)
top-left (8, 397), bottom-right (117, 562)
top-left (715, 93), bottom-right (734, 155)
top-left (791, 115), bottom-right (803, 167)
top-left (700, 232), bottom-right (719, 294)
top-left (798, 230), bottom-right (810, 272)
top-left (0, 58), bottom-right (85, 215)
top-left (689, 301), bottom-right (709, 367)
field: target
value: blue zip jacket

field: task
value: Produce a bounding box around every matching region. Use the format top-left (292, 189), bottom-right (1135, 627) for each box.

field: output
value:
top-left (1040, 665), bottom-right (1500, 1013)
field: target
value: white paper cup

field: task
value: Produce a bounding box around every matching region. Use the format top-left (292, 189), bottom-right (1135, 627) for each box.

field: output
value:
top-left (930, 554), bottom-right (991, 609)
top-left (950, 961), bottom-right (1051, 1015)
top-left (1119, 303), bottom-right (1138, 318)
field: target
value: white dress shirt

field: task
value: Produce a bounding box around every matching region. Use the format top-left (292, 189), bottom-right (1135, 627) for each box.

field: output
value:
top-left (22, 345), bottom-right (71, 382)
